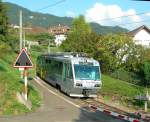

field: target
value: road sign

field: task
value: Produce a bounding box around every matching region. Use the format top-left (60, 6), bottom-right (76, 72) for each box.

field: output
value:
top-left (14, 48), bottom-right (33, 68)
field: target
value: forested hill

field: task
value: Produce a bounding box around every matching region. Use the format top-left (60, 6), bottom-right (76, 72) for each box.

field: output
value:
top-left (5, 2), bottom-right (128, 34)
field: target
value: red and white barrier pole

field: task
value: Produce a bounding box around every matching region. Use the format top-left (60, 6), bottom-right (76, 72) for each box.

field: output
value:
top-left (89, 105), bottom-right (142, 122)
top-left (24, 69), bottom-right (28, 100)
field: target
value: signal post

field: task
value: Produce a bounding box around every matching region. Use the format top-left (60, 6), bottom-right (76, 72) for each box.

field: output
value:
top-left (13, 48), bottom-right (33, 100)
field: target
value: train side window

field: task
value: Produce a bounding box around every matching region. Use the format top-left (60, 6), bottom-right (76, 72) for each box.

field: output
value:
top-left (58, 62), bottom-right (63, 75)
top-left (45, 59), bottom-right (51, 64)
top-left (63, 63), bottom-right (67, 81)
top-left (68, 64), bottom-right (73, 79)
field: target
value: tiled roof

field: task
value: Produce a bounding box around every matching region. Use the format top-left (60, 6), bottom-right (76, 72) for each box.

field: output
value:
top-left (48, 24), bottom-right (70, 35)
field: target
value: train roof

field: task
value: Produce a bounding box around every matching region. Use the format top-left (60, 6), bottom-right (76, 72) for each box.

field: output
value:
top-left (39, 52), bottom-right (98, 63)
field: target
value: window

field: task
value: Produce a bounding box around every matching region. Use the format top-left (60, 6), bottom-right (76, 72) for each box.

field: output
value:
top-left (74, 64), bottom-right (100, 81)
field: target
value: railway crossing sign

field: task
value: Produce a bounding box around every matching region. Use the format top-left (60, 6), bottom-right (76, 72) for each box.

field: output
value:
top-left (14, 48), bottom-right (33, 68)
top-left (13, 48), bottom-right (33, 101)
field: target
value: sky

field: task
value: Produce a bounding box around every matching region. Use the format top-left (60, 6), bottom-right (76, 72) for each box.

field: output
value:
top-left (4, 0), bottom-right (150, 30)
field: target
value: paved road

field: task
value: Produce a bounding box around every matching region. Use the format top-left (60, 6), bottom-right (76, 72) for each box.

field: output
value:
top-left (0, 77), bottom-right (126, 122)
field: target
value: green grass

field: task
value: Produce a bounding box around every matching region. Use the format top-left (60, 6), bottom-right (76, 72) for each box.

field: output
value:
top-left (100, 74), bottom-right (149, 109)
top-left (0, 52), bottom-right (41, 115)
top-left (101, 74), bottom-right (145, 98)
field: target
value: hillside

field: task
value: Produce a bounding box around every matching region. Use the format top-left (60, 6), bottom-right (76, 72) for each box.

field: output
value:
top-left (5, 2), bottom-right (128, 34)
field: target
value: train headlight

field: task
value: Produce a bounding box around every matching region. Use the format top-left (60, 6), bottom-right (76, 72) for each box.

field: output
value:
top-left (76, 83), bottom-right (82, 87)
top-left (94, 84), bottom-right (100, 87)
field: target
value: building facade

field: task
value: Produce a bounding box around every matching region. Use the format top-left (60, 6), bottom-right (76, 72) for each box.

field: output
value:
top-left (48, 24), bottom-right (70, 46)
top-left (128, 25), bottom-right (150, 47)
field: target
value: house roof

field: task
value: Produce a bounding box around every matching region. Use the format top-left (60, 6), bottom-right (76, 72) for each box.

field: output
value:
top-left (128, 25), bottom-right (150, 36)
top-left (48, 24), bottom-right (70, 35)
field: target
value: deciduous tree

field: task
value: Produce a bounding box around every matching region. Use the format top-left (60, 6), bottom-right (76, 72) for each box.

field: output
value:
top-left (0, 0), bottom-right (9, 58)
top-left (61, 15), bottom-right (91, 52)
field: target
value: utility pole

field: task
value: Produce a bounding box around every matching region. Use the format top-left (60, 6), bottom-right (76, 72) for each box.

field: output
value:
top-left (19, 10), bottom-right (23, 51)
top-left (19, 10), bottom-right (24, 79)
top-left (23, 31), bottom-right (25, 48)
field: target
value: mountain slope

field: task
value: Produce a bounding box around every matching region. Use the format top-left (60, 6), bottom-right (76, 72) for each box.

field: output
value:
top-left (5, 2), bottom-right (128, 34)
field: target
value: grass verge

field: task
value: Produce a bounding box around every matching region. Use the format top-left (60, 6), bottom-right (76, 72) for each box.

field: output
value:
top-left (99, 74), bottom-right (148, 111)
top-left (0, 52), bottom-right (41, 115)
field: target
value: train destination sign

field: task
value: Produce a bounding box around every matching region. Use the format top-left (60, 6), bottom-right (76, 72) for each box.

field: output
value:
top-left (13, 48), bottom-right (33, 68)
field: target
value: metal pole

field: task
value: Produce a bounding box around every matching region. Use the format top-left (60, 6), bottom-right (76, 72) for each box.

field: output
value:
top-left (19, 10), bottom-right (23, 51)
top-left (24, 69), bottom-right (28, 100)
top-left (23, 30), bottom-right (25, 47)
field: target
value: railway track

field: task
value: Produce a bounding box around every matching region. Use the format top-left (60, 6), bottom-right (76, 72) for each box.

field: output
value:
top-left (77, 98), bottom-right (150, 122)
top-left (35, 77), bottom-right (144, 121)
top-left (79, 98), bottom-right (129, 115)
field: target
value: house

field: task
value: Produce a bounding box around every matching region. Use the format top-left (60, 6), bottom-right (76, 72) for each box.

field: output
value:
top-left (128, 25), bottom-right (150, 47)
top-left (48, 24), bottom-right (70, 46)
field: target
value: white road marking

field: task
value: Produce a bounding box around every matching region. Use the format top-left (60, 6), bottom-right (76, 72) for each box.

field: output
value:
top-left (34, 77), bottom-right (89, 112)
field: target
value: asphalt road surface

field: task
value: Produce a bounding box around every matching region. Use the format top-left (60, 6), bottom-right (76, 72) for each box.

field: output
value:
top-left (0, 77), bottom-right (127, 122)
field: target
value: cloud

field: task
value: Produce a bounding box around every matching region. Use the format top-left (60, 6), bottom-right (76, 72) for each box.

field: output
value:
top-left (126, 9), bottom-right (141, 22)
top-left (66, 11), bottom-right (76, 18)
top-left (146, 12), bottom-right (150, 16)
top-left (85, 3), bottom-right (141, 27)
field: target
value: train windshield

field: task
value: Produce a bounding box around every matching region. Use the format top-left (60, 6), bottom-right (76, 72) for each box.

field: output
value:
top-left (74, 64), bottom-right (100, 81)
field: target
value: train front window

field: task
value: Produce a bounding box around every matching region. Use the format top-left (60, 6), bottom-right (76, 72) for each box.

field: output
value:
top-left (74, 64), bottom-right (100, 81)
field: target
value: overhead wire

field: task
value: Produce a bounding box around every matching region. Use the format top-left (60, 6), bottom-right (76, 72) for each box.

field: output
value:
top-left (33, 0), bottom-right (150, 28)
top-left (87, 11), bottom-right (150, 28)
top-left (36, 0), bottom-right (66, 11)
top-left (115, 19), bottom-right (150, 26)
top-left (87, 11), bottom-right (149, 22)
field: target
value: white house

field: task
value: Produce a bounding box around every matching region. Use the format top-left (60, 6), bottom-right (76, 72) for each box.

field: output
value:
top-left (48, 24), bottom-right (70, 46)
top-left (128, 25), bottom-right (150, 47)
top-left (54, 34), bottom-right (67, 46)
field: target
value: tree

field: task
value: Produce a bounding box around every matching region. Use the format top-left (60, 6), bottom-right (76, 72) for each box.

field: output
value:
top-left (143, 61), bottom-right (150, 86)
top-left (124, 45), bottom-right (146, 72)
top-left (0, 0), bottom-right (8, 39)
top-left (61, 15), bottom-right (91, 52)
top-left (0, 0), bottom-right (9, 58)
top-left (96, 34), bottom-right (135, 72)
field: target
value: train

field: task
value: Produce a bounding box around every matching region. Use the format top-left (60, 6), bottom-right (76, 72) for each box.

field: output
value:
top-left (36, 52), bottom-right (102, 97)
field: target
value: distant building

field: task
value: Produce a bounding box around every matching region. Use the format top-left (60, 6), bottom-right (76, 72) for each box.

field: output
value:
top-left (27, 26), bottom-right (47, 34)
top-left (10, 24), bottom-right (20, 29)
top-left (48, 24), bottom-right (70, 46)
top-left (25, 40), bottom-right (39, 49)
top-left (128, 25), bottom-right (150, 47)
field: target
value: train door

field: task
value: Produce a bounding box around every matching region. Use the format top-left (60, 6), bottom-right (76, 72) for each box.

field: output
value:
top-left (62, 63), bottom-right (73, 94)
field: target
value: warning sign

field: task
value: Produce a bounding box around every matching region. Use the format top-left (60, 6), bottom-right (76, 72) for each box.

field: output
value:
top-left (13, 48), bottom-right (33, 68)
